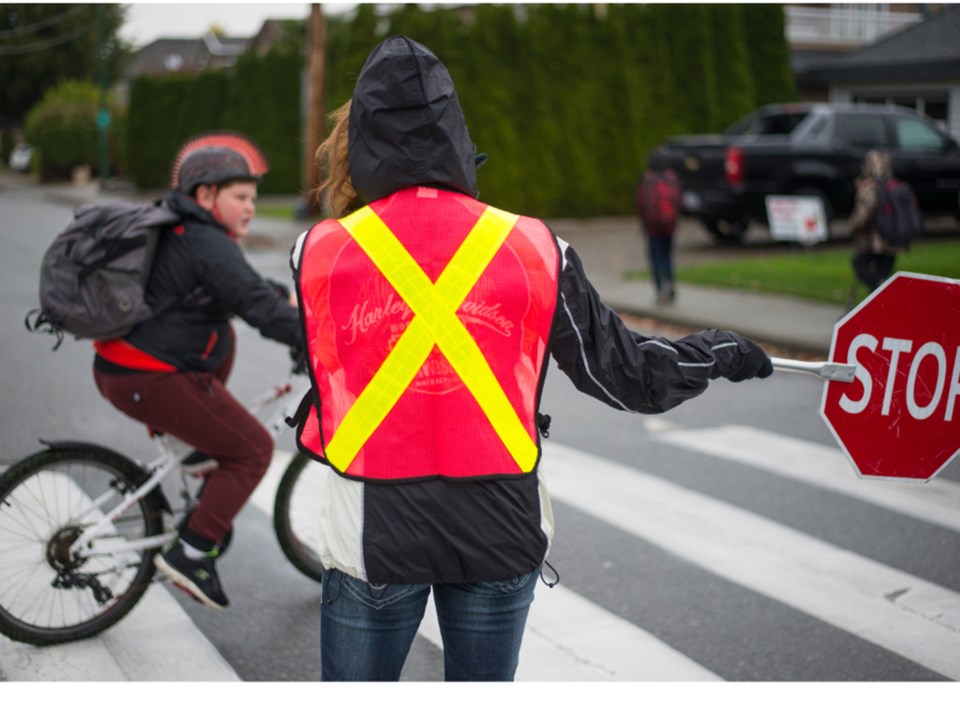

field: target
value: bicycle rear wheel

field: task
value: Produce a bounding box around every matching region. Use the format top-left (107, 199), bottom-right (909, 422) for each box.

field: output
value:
top-left (0, 445), bottom-right (165, 645)
top-left (273, 453), bottom-right (325, 583)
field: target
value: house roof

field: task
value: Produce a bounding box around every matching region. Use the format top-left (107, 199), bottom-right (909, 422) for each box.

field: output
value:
top-left (126, 33), bottom-right (252, 77)
top-left (802, 6), bottom-right (960, 83)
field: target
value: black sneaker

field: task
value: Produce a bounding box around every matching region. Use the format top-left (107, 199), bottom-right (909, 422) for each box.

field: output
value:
top-left (154, 542), bottom-right (229, 610)
top-left (181, 450), bottom-right (218, 476)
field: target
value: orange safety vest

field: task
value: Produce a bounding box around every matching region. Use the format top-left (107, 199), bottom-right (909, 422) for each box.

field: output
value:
top-left (294, 186), bottom-right (559, 481)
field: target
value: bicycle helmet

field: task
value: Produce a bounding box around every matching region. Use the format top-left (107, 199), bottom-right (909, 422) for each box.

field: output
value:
top-left (171, 130), bottom-right (270, 195)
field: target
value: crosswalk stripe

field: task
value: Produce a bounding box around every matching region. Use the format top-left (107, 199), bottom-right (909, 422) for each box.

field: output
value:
top-left (654, 424), bottom-right (960, 533)
top-left (417, 587), bottom-right (721, 681)
top-left (540, 442), bottom-right (960, 680)
top-left (0, 572), bottom-right (238, 682)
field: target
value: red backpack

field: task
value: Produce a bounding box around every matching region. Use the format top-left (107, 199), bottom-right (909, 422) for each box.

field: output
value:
top-left (637, 170), bottom-right (681, 235)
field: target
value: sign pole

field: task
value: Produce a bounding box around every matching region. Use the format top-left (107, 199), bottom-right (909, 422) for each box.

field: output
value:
top-left (771, 357), bottom-right (855, 382)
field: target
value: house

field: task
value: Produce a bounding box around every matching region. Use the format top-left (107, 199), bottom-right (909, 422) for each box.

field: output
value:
top-left (125, 31), bottom-right (251, 78)
top-left (797, 4), bottom-right (960, 137)
top-left (119, 20), bottom-right (301, 106)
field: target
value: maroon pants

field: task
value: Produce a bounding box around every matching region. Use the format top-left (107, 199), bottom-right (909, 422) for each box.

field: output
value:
top-left (93, 351), bottom-right (272, 548)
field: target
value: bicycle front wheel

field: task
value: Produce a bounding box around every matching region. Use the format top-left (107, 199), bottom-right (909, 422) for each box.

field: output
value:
top-left (273, 453), bottom-right (326, 583)
top-left (0, 446), bottom-right (165, 645)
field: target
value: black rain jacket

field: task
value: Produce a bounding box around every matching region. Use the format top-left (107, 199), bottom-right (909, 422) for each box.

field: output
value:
top-left (117, 189), bottom-right (302, 373)
top-left (306, 36), bottom-right (765, 586)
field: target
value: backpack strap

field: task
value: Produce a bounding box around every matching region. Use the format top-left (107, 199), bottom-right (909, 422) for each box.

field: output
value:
top-left (24, 309), bottom-right (65, 350)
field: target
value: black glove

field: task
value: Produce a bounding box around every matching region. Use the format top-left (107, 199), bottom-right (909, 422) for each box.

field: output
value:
top-left (727, 337), bottom-right (773, 382)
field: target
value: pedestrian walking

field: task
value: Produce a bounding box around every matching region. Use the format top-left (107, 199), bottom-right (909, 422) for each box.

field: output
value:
top-left (291, 35), bottom-right (773, 682)
top-left (636, 150), bottom-right (682, 304)
top-left (849, 148), bottom-right (904, 294)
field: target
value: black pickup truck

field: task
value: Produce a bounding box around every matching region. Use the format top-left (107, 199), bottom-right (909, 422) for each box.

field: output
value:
top-left (659, 103), bottom-right (960, 244)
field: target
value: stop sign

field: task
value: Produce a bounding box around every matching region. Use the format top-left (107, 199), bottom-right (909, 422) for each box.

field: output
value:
top-left (821, 272), bottom-right (960, 481)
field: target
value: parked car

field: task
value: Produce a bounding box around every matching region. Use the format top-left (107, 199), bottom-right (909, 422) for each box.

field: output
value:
top-left (8, 143), bottom-right (34, 172)
top-left (658, 103), bottom-right (960, 243)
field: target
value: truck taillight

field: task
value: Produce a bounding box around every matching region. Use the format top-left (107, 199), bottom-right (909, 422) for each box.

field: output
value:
top-left (725, 147), bottom-right (744, 186)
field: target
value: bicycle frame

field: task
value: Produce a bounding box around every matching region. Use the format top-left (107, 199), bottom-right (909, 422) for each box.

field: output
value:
top-left (69, 375), bottom-right (306, 561)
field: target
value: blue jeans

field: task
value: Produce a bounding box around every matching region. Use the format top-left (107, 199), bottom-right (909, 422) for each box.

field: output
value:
top-left (647, 233), bottom-right (674, 294)
top-left (320, 567), bottom-right (540, 681)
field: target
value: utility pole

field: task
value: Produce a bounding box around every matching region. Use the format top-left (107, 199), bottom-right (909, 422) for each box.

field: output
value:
top-left (96, 5), bottom-right (110, 182)
top-left (303, 4), bottom-right (327, 216)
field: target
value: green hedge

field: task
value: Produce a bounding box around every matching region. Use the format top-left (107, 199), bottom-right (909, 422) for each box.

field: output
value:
top-left (127, 72), bottom-right (229, 190)
top-left (127, 50), bottom-right (300, 194)
top-left (126, 4), bottom-right (796, 214)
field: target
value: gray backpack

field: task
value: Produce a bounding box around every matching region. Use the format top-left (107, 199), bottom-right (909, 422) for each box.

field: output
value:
top-left (25, 200), bottom-right (180, 349)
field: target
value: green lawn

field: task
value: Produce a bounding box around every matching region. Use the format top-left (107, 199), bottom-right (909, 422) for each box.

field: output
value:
top-left (255, 203), bottom-right (298, 220)
top-left (626, 240), bottom-right (960, 305)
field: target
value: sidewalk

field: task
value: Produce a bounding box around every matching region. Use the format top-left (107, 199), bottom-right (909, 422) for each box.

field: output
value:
top-left (249, 211), bottom-right (842, 357)
top-left (19, 173), bottom-right (841, 357)
top-left (599, 279), bottom-right (838, 357)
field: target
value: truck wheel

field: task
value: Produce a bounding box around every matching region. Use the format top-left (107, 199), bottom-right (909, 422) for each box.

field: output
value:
top-left (704, 218), bottom-right (747, 245)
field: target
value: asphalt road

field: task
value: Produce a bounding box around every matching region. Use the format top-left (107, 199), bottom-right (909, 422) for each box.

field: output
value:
top-left (1, 174), bottom-right (958, 692)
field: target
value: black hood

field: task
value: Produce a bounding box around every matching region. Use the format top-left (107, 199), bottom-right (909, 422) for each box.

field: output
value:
top-left (348, 36), bottom-right (479, 204)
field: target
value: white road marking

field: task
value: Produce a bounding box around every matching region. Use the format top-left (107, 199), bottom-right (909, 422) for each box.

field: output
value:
top-left (540, 441), bottom-right (960, 680)
top-left (655, 424), bottom-right (960, 533)
top-left (0, 585), bottom-right (239, 681)
top-left (417, 587), bottom-right (721, 681)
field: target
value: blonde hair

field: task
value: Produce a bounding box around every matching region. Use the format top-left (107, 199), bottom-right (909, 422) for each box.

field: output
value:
top-left (313, 100), bottom-right (359, 218)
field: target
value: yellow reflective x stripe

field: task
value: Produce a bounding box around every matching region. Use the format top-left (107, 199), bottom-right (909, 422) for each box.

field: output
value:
top-left (326, 205), bottom-right (538, 472)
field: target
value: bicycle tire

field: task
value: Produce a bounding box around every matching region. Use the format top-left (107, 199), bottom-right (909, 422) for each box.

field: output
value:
top-left (273, 452), bottom-right (325, 583)
top-left (0, 445), bottom-right (165, 646)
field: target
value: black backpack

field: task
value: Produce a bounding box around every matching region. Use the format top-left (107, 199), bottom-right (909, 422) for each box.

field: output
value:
top-left (25, 200), bottom-right (180, 349)
top-left (875, 178), bottom-right (922, 248)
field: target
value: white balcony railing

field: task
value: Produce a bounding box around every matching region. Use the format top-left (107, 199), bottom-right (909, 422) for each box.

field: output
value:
top-left (786, 5), bottom-right (922, 47)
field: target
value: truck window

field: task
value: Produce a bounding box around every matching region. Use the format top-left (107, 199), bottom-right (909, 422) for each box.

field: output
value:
top-left (753, 112), bottom-right (808, 135)
top-left (837, 115), bottom-right (889, 149)
top-left (894, 117), bottom-right (945, 151)
top-left (724, 110), bottom-right (809, 137)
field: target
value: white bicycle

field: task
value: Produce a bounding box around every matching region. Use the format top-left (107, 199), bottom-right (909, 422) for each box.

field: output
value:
top-left (0, 367), bottom-right (324, 646)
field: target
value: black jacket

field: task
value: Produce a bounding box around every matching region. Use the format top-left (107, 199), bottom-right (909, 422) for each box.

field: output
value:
top-left (120, 189), bottom-right (302, 372)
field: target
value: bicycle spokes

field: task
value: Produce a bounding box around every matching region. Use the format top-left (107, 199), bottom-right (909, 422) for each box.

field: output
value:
top-left (0, 448), bottom-right (165, 644)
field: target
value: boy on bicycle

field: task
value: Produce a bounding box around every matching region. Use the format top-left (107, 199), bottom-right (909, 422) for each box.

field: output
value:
top-left (93, 132), bottom-right (303, 610)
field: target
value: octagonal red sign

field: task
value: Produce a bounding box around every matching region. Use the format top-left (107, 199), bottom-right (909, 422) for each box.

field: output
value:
top-left (821, 272), bottom-right (960, 481)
